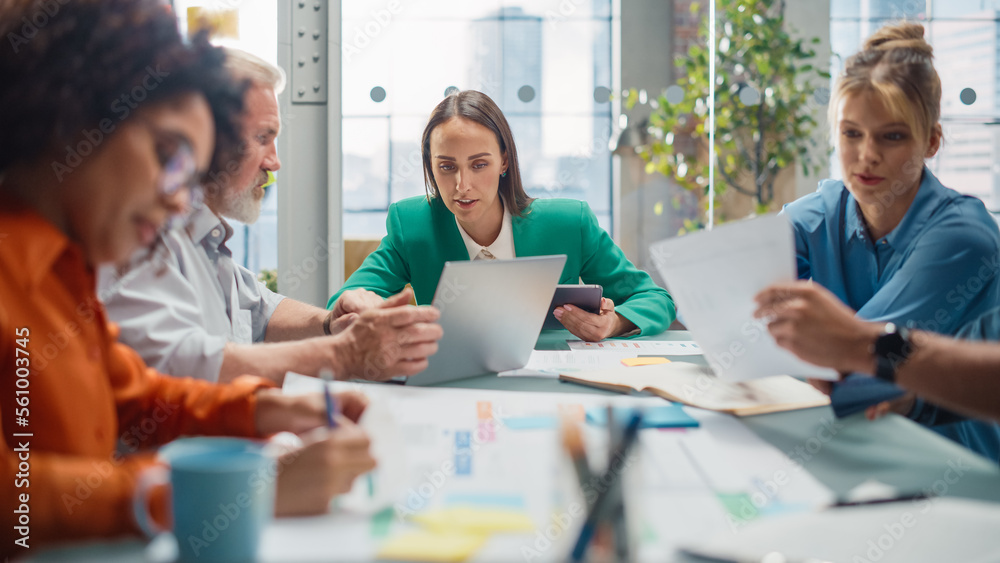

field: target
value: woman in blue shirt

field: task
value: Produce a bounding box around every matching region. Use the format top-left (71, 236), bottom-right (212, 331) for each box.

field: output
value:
top-left (781, 23), bottom-right (1000, 460)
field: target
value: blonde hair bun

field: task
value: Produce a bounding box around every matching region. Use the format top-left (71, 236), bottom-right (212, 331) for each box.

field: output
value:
top-left (830, 21), bottom-right (941, 144)
top-left (864, 23), bottom-right (933, 57)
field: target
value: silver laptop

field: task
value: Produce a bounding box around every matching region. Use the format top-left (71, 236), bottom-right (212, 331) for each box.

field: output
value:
top-left (405, 255), bottom-right (567, 386)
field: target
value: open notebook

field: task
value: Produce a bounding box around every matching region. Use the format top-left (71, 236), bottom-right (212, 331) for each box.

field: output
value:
top-left (559, 362), bottom-right (830, 416)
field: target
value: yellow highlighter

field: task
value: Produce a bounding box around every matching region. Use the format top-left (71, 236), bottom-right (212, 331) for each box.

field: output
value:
top-left (262, 170), bottom-right (277, 188)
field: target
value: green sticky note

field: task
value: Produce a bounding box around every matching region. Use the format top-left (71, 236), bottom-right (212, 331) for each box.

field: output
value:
top-left (371, 507), bottom-right (395, 539)
top-left (716, 492), bottom-right (761, 524)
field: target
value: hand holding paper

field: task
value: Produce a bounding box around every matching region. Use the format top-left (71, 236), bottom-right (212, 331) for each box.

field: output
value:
top-left (650, 214), bottom-right (838, 381)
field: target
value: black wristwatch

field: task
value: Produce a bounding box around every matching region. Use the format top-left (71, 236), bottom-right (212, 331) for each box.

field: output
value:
top-left (873, 322), bottom-right (913, 383)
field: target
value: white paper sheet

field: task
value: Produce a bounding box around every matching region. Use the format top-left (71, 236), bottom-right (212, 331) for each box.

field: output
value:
top-left (680, 497), bottom-right (1000, 563)
top-left (275, 374), bottom-right (839, 562)
top-left (497, 349), bottom-right (634, 377)
top-left (565, 339), bottom-right (703, 355)
top-left (649, 214), bottom-right (839, 381)
top-left (680, 410), bottom-right (835, 511)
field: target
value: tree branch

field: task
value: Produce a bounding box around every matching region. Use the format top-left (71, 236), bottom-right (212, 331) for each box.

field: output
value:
top-left (715, 153), bottom-right (757, 197)
top-left (755, 101), bottom-right (767, 204)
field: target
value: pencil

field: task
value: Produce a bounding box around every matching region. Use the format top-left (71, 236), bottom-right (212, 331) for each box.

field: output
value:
top-left (561, 417), bottom-right (593, 496)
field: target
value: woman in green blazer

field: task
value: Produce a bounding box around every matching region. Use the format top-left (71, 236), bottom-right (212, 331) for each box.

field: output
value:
top-left (328, 90), bottom-right (675, 341)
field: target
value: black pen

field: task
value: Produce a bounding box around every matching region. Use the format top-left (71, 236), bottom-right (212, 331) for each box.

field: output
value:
top-left (834, 492), bottom-right (929, 507)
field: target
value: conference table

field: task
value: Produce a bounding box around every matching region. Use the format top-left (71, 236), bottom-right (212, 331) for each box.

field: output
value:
top-left (29, 330), bottom-right (1000, 562)
top-left (451, 330), bottom-right (1000, 505)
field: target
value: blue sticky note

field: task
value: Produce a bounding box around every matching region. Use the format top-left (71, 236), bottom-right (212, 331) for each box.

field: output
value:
top-left (455, 453), bottom-right (472, 475)
top-left (502, 416), bottom-right (559, 430)
top-left (445, 493), bottom-right (525, 509)
top-left (455, 430), bottom-right (471, 449)
top-left (586, 405), bottom-right (699, 429)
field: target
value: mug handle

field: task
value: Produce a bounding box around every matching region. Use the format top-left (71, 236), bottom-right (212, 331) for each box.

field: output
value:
top-left (132, 466), bottom-right (170, 538)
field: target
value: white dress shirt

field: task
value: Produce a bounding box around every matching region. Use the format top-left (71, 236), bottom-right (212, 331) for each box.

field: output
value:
top-left (455, 204), bottom-right (515, 260)
top-left (97, 202), bottom-right (285, 381)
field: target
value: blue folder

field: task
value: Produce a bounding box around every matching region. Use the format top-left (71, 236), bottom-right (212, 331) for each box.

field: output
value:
top-left (586, 405), bottom-right (699, 428)
top-left (829, 374), bottom-right (907, 418)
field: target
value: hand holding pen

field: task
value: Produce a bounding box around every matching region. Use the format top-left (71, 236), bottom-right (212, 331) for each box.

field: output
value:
top-left (259, 370), bottom-right (376, 516)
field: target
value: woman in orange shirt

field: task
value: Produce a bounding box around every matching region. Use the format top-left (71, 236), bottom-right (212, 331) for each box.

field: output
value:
top-left (0, 0), bottom-right (374, 556)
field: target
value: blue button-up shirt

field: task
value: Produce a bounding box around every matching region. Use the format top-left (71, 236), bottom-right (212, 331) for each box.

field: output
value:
top-left (783, 167), bottom-right (1000, 462)
top-left (786, 167), bottom-right (1000, 333)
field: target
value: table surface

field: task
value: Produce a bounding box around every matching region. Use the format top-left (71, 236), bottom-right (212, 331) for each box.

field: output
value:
top-left (29, 330), bottom-right (1000, 562)
top-left (441, 330), bottom-right (1000, 503)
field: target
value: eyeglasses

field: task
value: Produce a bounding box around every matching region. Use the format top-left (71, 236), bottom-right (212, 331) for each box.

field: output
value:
top-left (154, 134), bottom-right (204, 231)
top-left (156, 136), bottom-right (198, 199)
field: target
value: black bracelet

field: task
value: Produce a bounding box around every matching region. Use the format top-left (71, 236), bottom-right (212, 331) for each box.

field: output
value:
top-left (323, 311), bottom-right (333, 336)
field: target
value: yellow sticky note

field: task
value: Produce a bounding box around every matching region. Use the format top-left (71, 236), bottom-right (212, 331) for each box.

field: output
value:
top-left (412, 507), bottom-right (535, 534)
top-left (621, 357), bottom-right (671, 367)
top-left (186, 8), bottom-right (239, 40)
top-left (377, 530), bottom-right (486, 562)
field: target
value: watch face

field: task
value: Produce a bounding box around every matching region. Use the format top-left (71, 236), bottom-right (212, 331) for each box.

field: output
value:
top-left (875, 327), bottom-right (912, 383)
top-left (875, 331), bottom-right (906, 357)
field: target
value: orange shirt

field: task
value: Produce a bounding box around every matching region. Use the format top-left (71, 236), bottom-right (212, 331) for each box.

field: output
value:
top-left (0, 210), bottom-right (274, 557)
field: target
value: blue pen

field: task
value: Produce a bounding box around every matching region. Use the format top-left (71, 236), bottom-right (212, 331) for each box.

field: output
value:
top-left (570, 410), bottom-right (643, 562)
top-left (319, 369), bottom-right (337, 428)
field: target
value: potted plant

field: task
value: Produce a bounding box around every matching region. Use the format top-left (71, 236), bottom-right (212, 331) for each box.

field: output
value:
top-left (626, 0), bottom-right (829, 227)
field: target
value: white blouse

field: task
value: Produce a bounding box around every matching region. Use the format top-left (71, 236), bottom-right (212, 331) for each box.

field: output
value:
top-left (455, 203), bottom-right (515, 261)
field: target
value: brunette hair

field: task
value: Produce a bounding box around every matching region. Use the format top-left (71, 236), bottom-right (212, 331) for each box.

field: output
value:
top-left (421, 90), bottom-right (533, 216)
top-left (0, 0), bottom-right (246, 179)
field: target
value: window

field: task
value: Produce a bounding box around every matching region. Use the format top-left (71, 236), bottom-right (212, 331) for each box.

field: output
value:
top-left (171, 0), bottom-right (279, 274)
top-left (341, 1), bottom-right (616, 237)
top-left (831, 1), bottom-right (1000, 210)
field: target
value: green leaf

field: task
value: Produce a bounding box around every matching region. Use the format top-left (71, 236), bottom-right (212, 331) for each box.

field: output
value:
top-left (623, 0), bottom-right (824, 217)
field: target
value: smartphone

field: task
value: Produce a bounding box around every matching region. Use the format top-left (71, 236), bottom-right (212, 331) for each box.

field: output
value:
top-left (542, 284), bottom-right (603, 330)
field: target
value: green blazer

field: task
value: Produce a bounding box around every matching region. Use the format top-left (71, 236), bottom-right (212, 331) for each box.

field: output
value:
top-left (329, 196), bottom-right (676, 335)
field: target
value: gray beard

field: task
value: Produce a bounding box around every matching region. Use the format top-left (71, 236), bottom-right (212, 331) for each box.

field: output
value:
top-left (219, 183), bottom-right (263, 224)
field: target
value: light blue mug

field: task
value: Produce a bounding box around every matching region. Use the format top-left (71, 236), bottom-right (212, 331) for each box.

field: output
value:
top-left (134, 437), bottom-right (276, 563)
